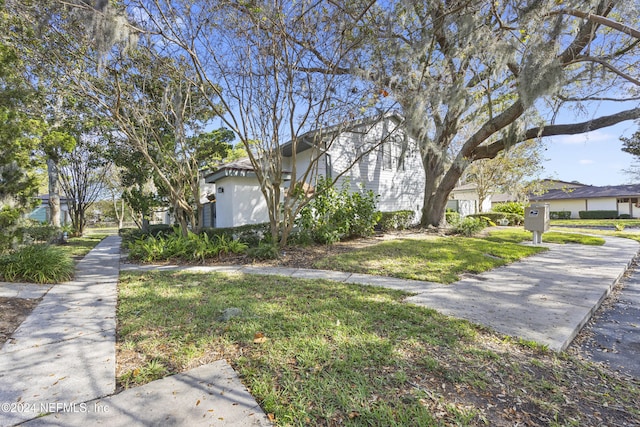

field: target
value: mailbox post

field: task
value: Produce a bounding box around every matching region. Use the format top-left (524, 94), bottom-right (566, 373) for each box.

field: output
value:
top-left (524, 204), bottom-right (550, 244)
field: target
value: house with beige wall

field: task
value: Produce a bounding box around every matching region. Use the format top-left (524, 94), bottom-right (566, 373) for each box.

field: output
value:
top-left (529, 184), bottom-right (640, 218)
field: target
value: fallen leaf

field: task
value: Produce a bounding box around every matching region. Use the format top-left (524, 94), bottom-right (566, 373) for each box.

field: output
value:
top-left (267, 413), bottom-right (276, 422)
top-left (254, 332), bottom-right (268, 343)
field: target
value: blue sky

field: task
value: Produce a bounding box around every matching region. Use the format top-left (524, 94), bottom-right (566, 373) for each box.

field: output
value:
top-left (540, 101), bottom-right (639, 186)
top-left (541, 122), bottom-right (638, 186)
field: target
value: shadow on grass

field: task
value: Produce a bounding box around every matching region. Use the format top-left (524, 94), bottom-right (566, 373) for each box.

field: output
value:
top-left (116, 271), bottom-right (640, 426)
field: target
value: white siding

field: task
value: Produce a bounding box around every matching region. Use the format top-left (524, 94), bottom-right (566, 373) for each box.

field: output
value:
top-left (323, 118), bottom-right (425, 222)
top-left (586, 197), bottom-right (617, 211)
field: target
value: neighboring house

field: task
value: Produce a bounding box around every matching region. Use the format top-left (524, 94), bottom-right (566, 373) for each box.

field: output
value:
top-left (27, 194), bottom-right (71, 225)
top-left (203, 114), bottom-right (425, 228)
top-left (448, 183), bottom-right (491, 216)
top-left (529, 184), bottom-right (640, 218)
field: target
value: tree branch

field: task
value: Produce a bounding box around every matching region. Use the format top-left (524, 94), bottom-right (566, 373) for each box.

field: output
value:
top-left (471, 107), bottom-right (640, 161)
top-left (550, 8), bottom-right (640, 39)
top-left (571, 55), bottom-right (640, 86)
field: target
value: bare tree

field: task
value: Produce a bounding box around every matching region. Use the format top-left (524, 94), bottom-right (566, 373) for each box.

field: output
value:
top-left (58, 135), bottom-right (111, 235)
top-left (128, 0), bottom-right (387, 245)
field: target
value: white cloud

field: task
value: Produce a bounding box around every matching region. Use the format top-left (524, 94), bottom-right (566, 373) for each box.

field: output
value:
top-left (579, 159), bottom-right (595, 165)
top-left (553, 130), bottom-right (614, 145)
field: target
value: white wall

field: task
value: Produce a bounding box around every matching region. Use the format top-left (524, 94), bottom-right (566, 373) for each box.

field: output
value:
top-left (586, 197), bottom-right (617, 211)
top-left (325, 118), bottom-right (425, 222)
top-left (544, 200), bottom-right (585, 219)
top-left (542, 198), bottom-right (618, 218)
top-left (214, 176), bottom-right (269, 228)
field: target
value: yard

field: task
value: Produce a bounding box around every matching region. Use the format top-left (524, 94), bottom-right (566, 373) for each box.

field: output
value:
top-left (115, 229), bottom-right (638, 426)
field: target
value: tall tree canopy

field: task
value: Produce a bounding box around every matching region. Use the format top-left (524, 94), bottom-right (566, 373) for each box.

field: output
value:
top-left (304, 0), bottom-right (640, 225)
top-left (6, 0), bottom-right (640, 233)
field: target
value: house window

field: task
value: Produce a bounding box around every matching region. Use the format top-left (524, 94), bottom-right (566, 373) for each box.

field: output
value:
top-left (382, 143), bottom-right (392, 170)
top-left (382, 134), bottom-right (406, 171)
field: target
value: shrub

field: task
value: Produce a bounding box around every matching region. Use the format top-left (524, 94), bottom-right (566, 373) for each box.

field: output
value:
top-left (201, 223), bottom-right (270, 246)
top-left (296, 177), bottom-right (380, 244)
top-left (467, 212), bottom-right (523, 226)
top-left (127, 227), bottom-right (247, 263)
top-left (618, 214), bottom-right (631, 219)
top-left (20, 225), bottom-right (60, 243)
top-left (492, 202), bottom-right (525, 216)
top-left (578, 210), bottom-right (618, 219)
top-left (0, 244), bottom-right (74, 284)
top-left (445, 210), bottom-right (461, 226)
top-left (246, 241), bottom-right (280, 260)
top-left (452, 217), bottom-right (485, 237)
top-left (378, 210), bottom-right (415, 231)
top-left (119, 228), bottom-right (145, 244)
top-left (550, 211), bottom-right (571, 220)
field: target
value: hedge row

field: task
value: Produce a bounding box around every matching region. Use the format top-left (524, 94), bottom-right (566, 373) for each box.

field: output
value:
top-left (467, 212), bottom-right (524, 226)
top-left (377, 210), bottom-right (415, 231)
top-left (550, 211), bottom-right (571, 220)
top-left (578, 210), bottom-right (618, 219)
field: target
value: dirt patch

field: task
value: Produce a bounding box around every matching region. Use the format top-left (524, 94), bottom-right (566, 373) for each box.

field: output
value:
top-left (194, 229), bottom-right (445, 270)
top-left (0, 297), bottom-right (40, 346)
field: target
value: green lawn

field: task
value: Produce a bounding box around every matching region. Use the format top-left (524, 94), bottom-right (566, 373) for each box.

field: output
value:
top-left (313, 235), bottom-right (545, 284)
top-left (59, 234), bottom-right (107, 258)
top-left (551, 218), bottom-right (640, 227)
top-left (485, 229), bottom-right (606, 245)
top-left (312, 230), bottom-right (607, 284)
top-left (117, 271), bottom-right (640, 426)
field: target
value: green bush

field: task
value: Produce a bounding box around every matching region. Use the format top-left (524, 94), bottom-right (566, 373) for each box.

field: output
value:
top-left (127, 227), bottom-right (248, 263)
top-left (0, 244), bottom-right (75, 284)
top-left (119, 227), bottom-right (145, 244)
top-left (550, 211), bottom-right (571, 220)
top-left (246, 241), bottom-right (280, 260)
top-left (452, 217), bottom-right (485, 237)
top-left (378, 210), bottom-right (415, 231)
top-left (578, 210), bottom-right (618, 219)
top-left (20, 225), bottom-right (60, 243)
top-left (202, 223), bottom-right (270, 246)
top-left (296, 177), bottom-right (380, 244)
top-left (618, 214), bottom-right (632, 219)
top-left (467, 212), bottom-right (523, 226)
top-left (492, 202), bottom-right (525, 216)
top-left (445, 210), bottom-right (461, 226)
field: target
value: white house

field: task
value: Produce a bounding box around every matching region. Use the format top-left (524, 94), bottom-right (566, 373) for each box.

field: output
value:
top-left (529, 184), bottom-right (640, 218)
top-left (203, 114), bottom-right (425, 228)
top-left (447, 183), bottom-right (492, 216)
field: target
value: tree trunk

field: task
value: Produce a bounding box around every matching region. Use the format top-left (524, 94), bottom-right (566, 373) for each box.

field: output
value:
top-left (421, 161), bottom-right (467, 227)
top-left (47, 157), bottom-right (61, 228)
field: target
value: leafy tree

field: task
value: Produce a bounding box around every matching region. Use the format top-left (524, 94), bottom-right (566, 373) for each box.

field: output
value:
top-left (464, 140), bottom-right (544, 212)
top-left (0, 41), bottom-right (39, 207)
top-left (621, 124), bottom-right (640, 182)
top-left (304, 0), bottom-right (640, 226)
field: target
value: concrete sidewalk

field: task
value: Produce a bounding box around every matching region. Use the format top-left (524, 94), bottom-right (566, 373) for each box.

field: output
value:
top-left (407, 236), bottom-right (639, 350)
top-left (0, 237), bottom-right (271, 427)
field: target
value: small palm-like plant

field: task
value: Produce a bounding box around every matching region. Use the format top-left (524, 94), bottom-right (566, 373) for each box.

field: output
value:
top-left (0, 244), bottom-right (75, 284)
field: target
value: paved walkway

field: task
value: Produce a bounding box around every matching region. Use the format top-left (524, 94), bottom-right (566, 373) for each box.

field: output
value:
top-left (0, 237), bottom-right (270, 427)
top-left (1, 233), bottom-right (638, 425)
